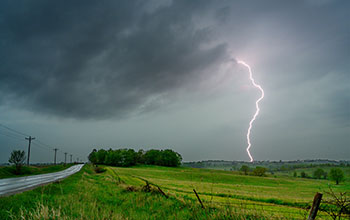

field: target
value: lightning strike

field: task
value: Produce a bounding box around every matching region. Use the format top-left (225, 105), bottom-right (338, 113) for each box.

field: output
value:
top-left (237, 60), bottom-right (265, 162)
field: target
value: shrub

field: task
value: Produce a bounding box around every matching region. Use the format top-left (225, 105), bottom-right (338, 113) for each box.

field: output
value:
top-left (252, 167), bottom-right (267, 176)
top-left (240, 165), bottom-right (249, 175)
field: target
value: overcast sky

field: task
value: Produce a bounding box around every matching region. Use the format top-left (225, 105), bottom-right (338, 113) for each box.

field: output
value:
top-left (0, 0), bottom-right (349, 163)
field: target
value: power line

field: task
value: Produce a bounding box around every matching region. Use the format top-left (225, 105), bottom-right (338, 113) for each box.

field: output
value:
top-left (0, 123), bottom-right (29, 137)
top-left (33, 140), bottom-right (52, 150)
top-left (0, 124), bottom-right (76, 165)
top-left (0, 129), bottom-right (24, 139)
top-left (0, 132), bottom-right (27, 142)
top-left (35, 139), bottom-right (51, 149)
top-left (31, 142), bottom-right (51, 151)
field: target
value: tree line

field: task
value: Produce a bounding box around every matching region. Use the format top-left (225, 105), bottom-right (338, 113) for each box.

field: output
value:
top-left (88, 148), bottom-right (182, 167)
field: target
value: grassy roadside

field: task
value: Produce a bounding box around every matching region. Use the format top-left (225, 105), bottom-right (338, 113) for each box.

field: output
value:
top-left (0, 164), bottom-right (284, 220)
top-left (0, 164), bottom-right (74, 179)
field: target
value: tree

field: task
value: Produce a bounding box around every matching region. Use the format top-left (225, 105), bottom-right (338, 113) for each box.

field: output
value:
top-left (301, 171), bottom-right (307, 178)
top-left (329, 168), bottom-right (344, 185)
top-left (144, 149), bottom-right (161, 165)
top-left (240, 165), bottom-right (249, 175)
top-left (313, 168), bottom-right (327, 179)
top-left (252, 166), bottom-right (267, 176)
top-left (87, 148), bottom-right (182, 167)
top-left (95, 149), bottom-right (107, 164)
top-left (88, 149), bottom-right (97, 164)
top-left (8, 150), bottom-right (26, 174)
top-left (293, 171), bottom-right (297, 177)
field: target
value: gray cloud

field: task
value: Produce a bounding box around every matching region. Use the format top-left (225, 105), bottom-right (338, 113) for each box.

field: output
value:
top-left (0, 0), bottom-right (228, 119)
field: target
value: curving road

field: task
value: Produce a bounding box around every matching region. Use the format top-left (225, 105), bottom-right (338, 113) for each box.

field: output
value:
top-left (0, 164), bottom-right (84, 196)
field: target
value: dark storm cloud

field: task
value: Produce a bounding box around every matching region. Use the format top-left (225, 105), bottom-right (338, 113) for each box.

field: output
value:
top-left (0, 0), bottom-right (227, 119)
top-left (0, 0), bottom-right (349, 124)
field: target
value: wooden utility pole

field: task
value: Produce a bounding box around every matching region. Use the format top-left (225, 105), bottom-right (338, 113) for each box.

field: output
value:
top-left (308, 192), bottom-right (323, 220)
top-left (64, 152), bottom-right (67, 165)
top-left (70, 154), bottom-right (72, 163)
top-left (25, 136), bottom-right (35, 166)
top-left (53, 148), bottom-right (58, 165)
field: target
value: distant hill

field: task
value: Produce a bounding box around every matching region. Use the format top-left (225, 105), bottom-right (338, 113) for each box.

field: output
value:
top-left (182, 159), bottom-right (350, 171)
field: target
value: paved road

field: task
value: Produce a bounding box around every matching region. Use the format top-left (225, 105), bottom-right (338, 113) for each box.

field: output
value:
top-left (0, 164), bottom-right (84, 196)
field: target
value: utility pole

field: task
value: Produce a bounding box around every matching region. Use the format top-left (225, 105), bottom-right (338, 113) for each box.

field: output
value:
top-left (70, 154), bottom-right (72, 163)
top-left (64, 152), bottom-right (67, 165)
top-left (53, 148), bottom-right (58, 165)
top-left (25, 136), bottom-right (35, 166)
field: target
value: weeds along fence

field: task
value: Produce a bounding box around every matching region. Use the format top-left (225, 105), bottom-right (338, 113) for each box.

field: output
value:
top-left (189, 191), bottom-right (342, 220)
top-left (205, 201), bottom-right (330, 220)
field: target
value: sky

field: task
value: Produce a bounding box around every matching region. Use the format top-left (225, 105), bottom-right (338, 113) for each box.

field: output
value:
top-left (0, 0), bottom-right (349, 163)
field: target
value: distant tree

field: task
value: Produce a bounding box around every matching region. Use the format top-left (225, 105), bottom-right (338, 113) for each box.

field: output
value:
top-left (136, 149), bottom-right (145, 164)
top-left (313, 168), bottom-right (326, 179)
top-left (329, 168), bottom-right (345, 185)
top-left (252, 166), bottom-right (267, 176)
top-left (293, 171), bottom-right (297, 177)
top-left (88, 149), bottom-right (97, 164)
top-left (159, 149), bottom-right (182, 167)
top-left (8, 150), bottom-right (26, 174)
top-left (96, 149), bottom-right (107, 164)
top-left (143, 149), bottom-right (160, 165)
top-left (323, 171), bottom-right (328, 179)
top-left (240, 165), bottom-right (249, 175)
top-left (87, 148), bottom-right (182, 167)
top-left (301, 171), bottom-right (307, 178)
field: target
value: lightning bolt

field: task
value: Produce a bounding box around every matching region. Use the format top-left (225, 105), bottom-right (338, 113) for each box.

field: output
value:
top-left (237, 60), bottom-right (264, 162)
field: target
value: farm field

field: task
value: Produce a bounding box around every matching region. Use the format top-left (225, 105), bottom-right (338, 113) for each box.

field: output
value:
top-left (109, 165), bottom-right (350, 219)
top-left (0, 164), bottom-right (348, 219)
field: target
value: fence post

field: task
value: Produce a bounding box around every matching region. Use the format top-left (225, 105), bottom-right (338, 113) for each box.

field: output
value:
top-left (193, 189), bottom-right (205, 209)
top-left (157, 186), bottom-right (168, 198)
top-left (308, 192), bottom-right (323, 220)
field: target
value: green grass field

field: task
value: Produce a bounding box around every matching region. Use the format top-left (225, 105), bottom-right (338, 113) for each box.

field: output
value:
top-left (0, 164), bottom-right (74, 179)
top-left (0, 164), bottom-right (348, 219)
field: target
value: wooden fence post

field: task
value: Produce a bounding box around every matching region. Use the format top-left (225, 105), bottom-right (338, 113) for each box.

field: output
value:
top-left (193, 189), bottom-right (205, 209)
top-left (157, 186), bottom-right (168, 198)
top-left (308, 192), bottom-right (323, 220)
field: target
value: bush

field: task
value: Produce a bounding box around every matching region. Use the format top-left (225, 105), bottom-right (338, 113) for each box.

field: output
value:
top-left (240, 165), bottom-right (249, 175)
top-left (252, 166), bottom-right (267, 176)
top-left (301, 171), bottom-right (308, 178)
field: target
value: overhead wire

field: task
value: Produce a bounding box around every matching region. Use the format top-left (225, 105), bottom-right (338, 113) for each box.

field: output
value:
top-left (0, 123), bottom-right (29, 137)
top-left (0, 123), bottom-right (76, 163)
top-left (0, 132), bottom-right (27, 142)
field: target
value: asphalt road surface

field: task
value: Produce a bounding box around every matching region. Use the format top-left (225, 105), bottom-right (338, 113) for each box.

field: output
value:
top-left (0, 164), bottom-right (84, 196)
